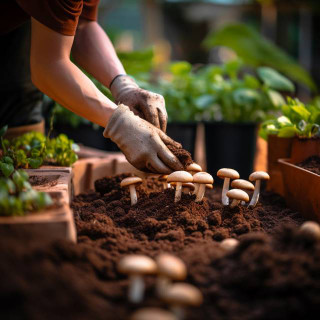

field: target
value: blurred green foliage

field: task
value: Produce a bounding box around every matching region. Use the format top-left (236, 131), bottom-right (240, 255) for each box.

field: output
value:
top-left (203, 23), bottom-right (317, 92)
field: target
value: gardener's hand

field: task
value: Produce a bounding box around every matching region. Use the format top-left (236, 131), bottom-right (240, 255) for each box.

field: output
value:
top-left (104, 104), bottom-right (182, 173)
top-left (110, 75), bottom-right (168, 132)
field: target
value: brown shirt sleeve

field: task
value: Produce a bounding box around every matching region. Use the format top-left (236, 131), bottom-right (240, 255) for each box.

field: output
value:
top-left (16, 0), bottom-right (100, 36)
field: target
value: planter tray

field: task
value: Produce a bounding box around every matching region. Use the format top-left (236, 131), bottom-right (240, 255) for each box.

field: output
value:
top-left (278, 158), bottom-right (320, 222)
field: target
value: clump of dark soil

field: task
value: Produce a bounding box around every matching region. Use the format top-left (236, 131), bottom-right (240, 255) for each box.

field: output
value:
top-left (167, 144), bottom-right (193, 168)
top-left (29, 175), bottom-right (58, 187)
top-left (297, 155), bottom-right (320, 175)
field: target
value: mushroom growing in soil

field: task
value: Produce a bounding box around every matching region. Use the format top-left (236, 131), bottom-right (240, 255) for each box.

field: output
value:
top-left (231, 179), bottom-right (255, 205)
top-left (167, 171), bottom-right (193, 202)
top-left (161, 283), bottom-right (203, 320)
top-left (120, 176), bottom-right (143, 206)
top-left (156, 253), bottom-right (187, 296)
top-left (248, 171), bottom-right (270, 208)
top-left (226, 189), bottom-right (249, 208)
top-left (299, 221), bottom-right (320, 240)
top-left (182, 182), bottom-right (195, 194)
top-left (220, 238), bottom-right (239, 252)
top-left (186, 163), bottom-right (202, 176)
top-left (159, 175), bottom-right (169, 190)
top-left (193, 172), bottom-right (214, 203)
top-left (130, 308), bottom-right (178, 320)
top-left (118, 255), bottom-right (157, 303)
top-left (217, 168), bottom-right (240, 205)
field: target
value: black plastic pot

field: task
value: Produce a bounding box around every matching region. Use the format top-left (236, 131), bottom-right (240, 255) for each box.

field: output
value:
top-left (53, 123), bottom-right (119, 151)
top-left (204, 122), bottom-right (258, 182)
top-left (166, 122), bottom-right (197, 157)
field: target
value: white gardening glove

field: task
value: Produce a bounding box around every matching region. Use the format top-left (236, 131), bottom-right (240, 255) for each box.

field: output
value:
top-left (104, 104), bottom-right (182, 173)
top-left (110, 75), bottom-right (168, 132)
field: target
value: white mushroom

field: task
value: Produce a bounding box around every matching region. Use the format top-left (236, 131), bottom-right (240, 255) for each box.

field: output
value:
top-left (156, 254), bottom-right (187, 296)
top-left (120, 177), bottom-right (143, 206)
top-left (182, 182), bottom-right (195, 194)
top-left (118, 255), bottom-right (157, 303)
top-left (186, 163), bottom-right (202, 176)
top-left (299, 221), bottom-right (320, 240)
top-left (193, 172), bottom-right (214, 203)
top-left (130, 308), bottom-right (178, 320)
top-left (167, 171), bottom-right (193, 202)
top-left (217, 168), bottom-right (240, 206)
top-left (231, 179), bottom-right (255, 205)
top-left (220, 238), bottom-right (239, 252)
top-left (159, 175), bottom-right (169, 190)
top-left (161, 283), bottom-right (203, 320)
top-left (226, 189), bottom-right (249, 208)
top-left (248, 171), bottom-right (270, 208)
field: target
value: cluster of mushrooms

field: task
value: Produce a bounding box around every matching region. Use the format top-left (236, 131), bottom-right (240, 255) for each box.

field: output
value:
top-left (120, 163), bottom-right (270, 209)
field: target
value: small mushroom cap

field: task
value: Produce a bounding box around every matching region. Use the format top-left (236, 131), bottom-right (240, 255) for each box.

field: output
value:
top-left (193, 172), bottom-right (214, 184)
top-left (130, 308), bottom-right (177, 320)
top-left (220, 238), bottom-right (239, 251)
top-left (217, 168), bottom-right (240, 180)
top-left (162, 283), bottom-right (203, 306)
top-left (156, 253), bottom-right (187, 280)
top-left (206, 184), bottom-right (213, 189)
top-left (118, 255), bottom-right (157, 275)
top-left (231, 179), bottom-right (255, 191)
top-left (182, 182), bottom-right (195, 191)
top-left (300, 221), bottom-right (320, 240)
top-left (159, 175), bottom-right (168, 182)
top-left (120, 177), bottom-right (143, 188)
top-left (226, 189), bottom-right (249, 202)
top-left (167, 171), bottom-right (193, 183)
top-left (249, 171), bottom-right (270, 182)
top-left (186, 163), bottom-right (202, 173)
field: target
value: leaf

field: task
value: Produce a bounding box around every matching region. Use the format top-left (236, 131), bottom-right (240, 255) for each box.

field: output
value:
top-left (291, 105), bottom-right (311, 122)
top-left (0, 125), bottom-right (8, 137)
top-left (169, 61), bottom-right (192, 75)
top-left (257, 67), bottom-right (294, 92)
top-left (27, 158), bottom-right (42, 169)
top-left (203, 23), bottom-right (316, 91)
top-left (2, 156), bottom-right (13, 164)
top-left (0, 162), bottom-right (14, 178)
top-left (277, 116), bottom-right (292, 127)
top-left (194, 95), bottom-right (215, 109)
top-left (278, 126), bottom-right (296, 138)
top-left (232, 88), bottom-right (260, 105)
top-left (267, 90), bottom-right (285, 107)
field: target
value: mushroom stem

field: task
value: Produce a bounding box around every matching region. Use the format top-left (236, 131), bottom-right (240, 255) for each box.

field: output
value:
top-left (129, 274), bottom-right (145, 303)
top-left (195, 184), bottom-right (206, 202)
top-left (171, 306), bottom-right (185, 320)
top-left (193, 183), bottom-right (199, 195)
top-left (156, 276), bottom-right (170, 296)
top-left (221, 178), bottom-right (230, 206)
top-left (248, 180), bottom-right (261, 208)
top-left (162, 182), bottom-right (167, 190)
top-left (174, 182), bottom-right (183, 202)
top-left (129, 184), bottom-right (138, 206)
top-left (230, 199), bottom-right (240, 208)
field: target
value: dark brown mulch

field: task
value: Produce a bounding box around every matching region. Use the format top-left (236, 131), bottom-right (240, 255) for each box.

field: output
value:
top-left (297, 155), bottom-right (320, 175)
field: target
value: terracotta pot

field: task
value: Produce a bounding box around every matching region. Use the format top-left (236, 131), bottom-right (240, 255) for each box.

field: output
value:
top-left (278, 158), bottom-right (320, 222)
top-left (267, 135), bottom-right (293, 195)
top-left (290, 137), bottom-right (320, 163)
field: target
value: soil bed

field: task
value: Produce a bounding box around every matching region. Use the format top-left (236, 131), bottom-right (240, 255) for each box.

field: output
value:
top-left (297, 155), bottom-right (320, 175)
top-left (29, 175), bottom-right (59, 187)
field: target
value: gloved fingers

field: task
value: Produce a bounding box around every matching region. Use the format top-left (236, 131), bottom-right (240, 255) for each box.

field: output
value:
top-left (157, 130), bottom-right (182, 149)
top-left (140, 100), bottom-right (161, 129)
top-left (158, 108), bottom-right (168, 132)
top-left (157, 146), bottom-right (183, 172)
top-left (146, 156), bottom-right (172, 174)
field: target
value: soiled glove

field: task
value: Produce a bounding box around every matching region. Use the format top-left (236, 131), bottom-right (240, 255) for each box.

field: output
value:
top-left (104, 104), bottom-right (182, 173)
top-left (110, 75), bottom-right (168, 132)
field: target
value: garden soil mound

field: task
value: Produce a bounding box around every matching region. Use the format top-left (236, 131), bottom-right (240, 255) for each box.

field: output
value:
top-left (1, 174), bottom-right (316, 320)
top-left (297, 155), bottom-right (320, 175)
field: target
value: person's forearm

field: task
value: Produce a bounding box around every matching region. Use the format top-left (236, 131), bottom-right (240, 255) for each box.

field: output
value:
top-left (72, 20), bottom-right (125, 88)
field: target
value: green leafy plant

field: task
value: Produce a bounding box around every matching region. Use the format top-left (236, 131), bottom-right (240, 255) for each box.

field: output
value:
top-left (203, 23), bottom-right (316, 92)
top-left (0, 129), bottom-right (78, 172)
top-left (0, 169), bottom-right (52, 217)
top-left (259, 98), bottom-right (320, 139)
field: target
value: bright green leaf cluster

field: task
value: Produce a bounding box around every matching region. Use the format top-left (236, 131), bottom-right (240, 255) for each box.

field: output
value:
top-left (0, 169), bottom-right (52, 216)
top-left (259, 98), bottom-right (320, 140)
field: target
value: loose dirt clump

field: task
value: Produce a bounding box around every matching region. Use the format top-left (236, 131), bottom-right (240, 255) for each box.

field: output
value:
top-left (29, 175), bottom-right (59, 187)
top-left (297, 155), bottom-right (320, 175)
top-left (167, 144), bottom-right (193, 168)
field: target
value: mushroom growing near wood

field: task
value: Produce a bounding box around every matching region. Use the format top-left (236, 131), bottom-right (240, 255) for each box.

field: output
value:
top-left (248, 171), bottom-right (270, 208)
top-left (220, 238), bottom-right (239, 252)
top-left (231, 179), bottom-right (255, 205)
top-left (217, 168), bottom-right (240, 205)
top-left (120, 177), bottom-right (143, 206)
top-left (299, 221), bottom-right (320, 240)
top-left (167, 171), bottom-right (193, 202)
top-left (182, 182), bottom-right (195, 194)
top-left (226, 189), bottom-right (249, 208)
top-left (193, 172), bottom-right (214, 202)
top-left (156, 253), bottom-right (187, 296)
top-left (186, 163), bottom-right (202, 176)
top-left (159, 175), bottom-right (169, 190)
top-left (130, 308), bottom-right (177, 320)
top-left (161, 283), bottom-right (203, 320)
top-left (118, 255), bottom-right (157, 303)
